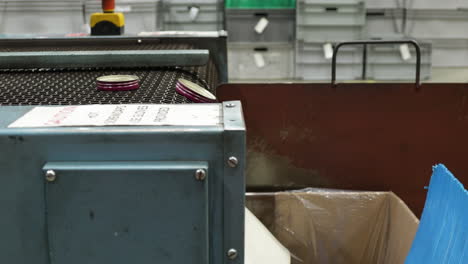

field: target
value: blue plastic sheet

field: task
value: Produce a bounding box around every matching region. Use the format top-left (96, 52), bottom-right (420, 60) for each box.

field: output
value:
top-left (405, 164), bottom-right (467, 263)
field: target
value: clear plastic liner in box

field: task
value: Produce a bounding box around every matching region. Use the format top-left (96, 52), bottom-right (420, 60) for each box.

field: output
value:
top-left (246, 188), bottom-right (419, 264)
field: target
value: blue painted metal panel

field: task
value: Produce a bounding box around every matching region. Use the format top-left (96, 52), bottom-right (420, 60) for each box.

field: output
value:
top-left (222, 102), bottom-right (246, 264)
top-left (405, 164), bottom-right (468, 264)
top-left (0, 102), bottom-right (246, 264)
top-left (44, 161), bottom-right (209, 264)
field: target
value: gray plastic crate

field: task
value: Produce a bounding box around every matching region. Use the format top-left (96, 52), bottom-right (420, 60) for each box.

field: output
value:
top-left (365, 0), bottom-right (400, 9)
top-left (297, 0), bottom-right (365, 42)
top-left (161, 0), bottom-right (223, 31)
top-left (297, 26), bottom-right (364, 42)
top-left (296, 40), bottom-right (362, 64)
top-left (295, 41), bottom-right (364, 80)
top-left (297, 0), bottom-right (365, 25)
top-left (430, 39), bottom-right (468, 67)
top-left (367, 64), bottom-right (431, 80)
top-left (0, 2), bottom-right (83, 35)
top-left (366, 9), bottom-right (468, 40)
top-left (405, 10), bottom-right (468, 39)
top-left (228, 43), bottom-right (294, 80)
top-left (295, 40), bottom-right (432, 81)
top-left (366, 0), bottom-right (462, 9)
top-left (0, 1), bottom-right (161, 35)
top-left (407, 0), bottom-right (462, 9)
top-left (226, 9), bottom-right (295, 42)
top-left (296, 62), bottom-right (363, 80)
top-left (366, 42), bottom-right (432, 80)
top-left (366, 9), bottom-right (468, 69)
top-left (365, 9), bottom-right (402, 37)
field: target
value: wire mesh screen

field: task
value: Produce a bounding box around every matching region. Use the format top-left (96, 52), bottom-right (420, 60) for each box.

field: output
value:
top-left (0, 43), bottom-right (219, 105)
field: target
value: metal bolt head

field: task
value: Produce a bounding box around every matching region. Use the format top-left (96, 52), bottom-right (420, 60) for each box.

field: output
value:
top-left (225, 103), bottom-right (236, 108)
top-left (195, 169), bottom-right (206, 181)
top-left (227, 248), bottom-right (238, 260)
top-left (45, 170), bottom-right (56, 182)
top-left (227, 156), bottom-right (238, 168)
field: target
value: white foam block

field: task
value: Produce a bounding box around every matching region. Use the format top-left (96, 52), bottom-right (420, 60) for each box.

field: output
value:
top-left (254, 17), bottom-right (269, 34)
top-left (245, 208), bottom-right (291, 264)
top-left (400, 44), bottom-right (412, 61)
top-left (323, 43), bottom-right (334, 60)
top-left (253, 53), bottom-right (266, 68)
top-left (189, 6), bottom-right (200, 21)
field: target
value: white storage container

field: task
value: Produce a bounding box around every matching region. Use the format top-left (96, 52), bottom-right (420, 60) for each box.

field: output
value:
top-left (296, 41), bottom-right (363, 64)
top-left (365, 0), bottom-right (462, 9)
top-left (161, 0), bottom-right (223, 31)
top-left (366, 9), bottom-right (468, 40)
top-left (405, 10), bottom-right (468, 39)
top-left (228, 43), bottom-right (294, 80)
top-left (297, 0), bottom-right (366, 42)
top-left (296, 62), bottom-right (363, 80)
top-left (295, 41), bottom-right (364, 80)
top-left (297, 26), bottom-right (364, 42)
top-left (366, 42), bottom-right (432, 80)
top-left (365, 0), bottom-right (401, 9)
top-left (365, 9), bottom-right (404, 37)
top-left (226, 9), bottom-right (295, 43)
top-left (406, 0), bottom-right (463, 10)
top-left (430, 39), bottom-right (468, 67)
top-left (297, 0), bottom-right (365, 25)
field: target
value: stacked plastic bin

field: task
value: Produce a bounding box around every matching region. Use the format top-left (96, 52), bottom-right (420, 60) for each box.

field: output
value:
top-left (225, 0), bottom-right (296, 80)
top-left (365, 0), bottom-right (468, 79)
top-left (365, 36), bottom-right (432, 80)
top-left (295, 0), bottom-right (366, 80)
top-left (160, 0), bottom-right (224, 31)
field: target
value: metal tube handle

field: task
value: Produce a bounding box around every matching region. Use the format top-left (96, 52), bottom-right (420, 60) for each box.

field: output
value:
top-left (331, 39), bottom-right (422, 88)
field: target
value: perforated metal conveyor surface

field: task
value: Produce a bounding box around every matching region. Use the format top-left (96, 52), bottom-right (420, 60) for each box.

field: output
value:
top-left (0, 43), bottom-right (219, 105)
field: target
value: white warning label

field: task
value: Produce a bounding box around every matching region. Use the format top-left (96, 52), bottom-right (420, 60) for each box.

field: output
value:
top-left (8, 104), bottom-right (221, 128)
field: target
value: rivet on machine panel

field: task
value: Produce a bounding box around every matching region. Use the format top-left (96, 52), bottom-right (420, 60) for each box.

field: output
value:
top-left (195, 169), bottom-right (206, 181)
top-left (225, 103), bottom-right (236, 108)
top-left (45, 170), bottom-right (56, 182)
top-left (227, 248), bottom-right (238, 260)
top-left (228, 157), bottom-right (238, 168)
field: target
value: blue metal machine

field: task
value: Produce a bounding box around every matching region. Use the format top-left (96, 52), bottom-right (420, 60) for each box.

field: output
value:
top-left (0, 33), bottom-right (245, 264)
top-left (0, 101), bottom-right (245, 264)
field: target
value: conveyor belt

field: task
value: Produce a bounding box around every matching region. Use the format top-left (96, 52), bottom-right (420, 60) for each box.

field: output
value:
top-left (0, 43), bottom-right (219, 105)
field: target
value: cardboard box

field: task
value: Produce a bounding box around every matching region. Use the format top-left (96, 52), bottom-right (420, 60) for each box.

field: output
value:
top-left (246, 190), bottom-right (419, 264)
